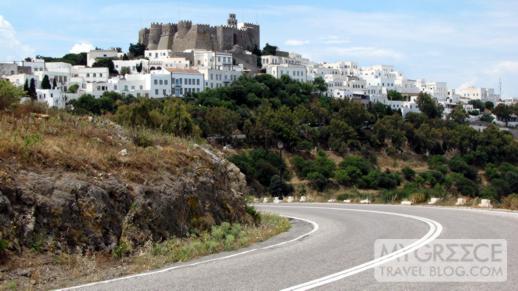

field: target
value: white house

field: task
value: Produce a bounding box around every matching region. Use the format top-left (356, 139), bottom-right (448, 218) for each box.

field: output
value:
top-left (145, 49), bottom-right (173, 60)
top-left (166, 68), bottom-right (204, 97)
top-left (113, 59), bottom-right (149, 74)
top-left (20, 58), bottom-right (45, 74)
top-left (87, 49), bottom-right (119, 67)
top-left (4, 73), bottom-right (38, 87)
top-left (149, 71), bottom-right (173, 98)
top-left (72, 66), bottom-right (109, 83)
top-left (36, 89), bottom-right (67, 108)
top-left (109, 74), bottom-right (150, 98)
top-left (417, 80), bottom-right (448, 100)
top-left (456, 86), bottom-right (500, 104)
top-left (149, 57), bottom-right (190, 71)
top-left (370, 95), bottom-right (420, 116)
top-left (265, 64), bottom-right (307, 82)
top-left (198, 67), bottom-right (242, 89)
top-left (193, 50), bottom-right (233, 70)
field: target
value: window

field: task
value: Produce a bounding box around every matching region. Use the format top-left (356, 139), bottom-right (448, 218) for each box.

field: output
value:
top-left (86, 73), bottom-right (90, 77)
top-left (93, 73), bottom-right (97, 78)
top-left (159, 80), bottom-right (163, 85)
top-left (154, 79), bottom-right (158, 85)
top-left (155, 89), bottom-right (159, 95)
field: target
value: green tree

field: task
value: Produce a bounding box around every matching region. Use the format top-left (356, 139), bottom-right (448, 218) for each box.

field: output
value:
top-left (41, 75), bottom-right (51, 89)
top-left (327, 118), bottom-right (357, 153)
top-left (262, 43), bottom-right (278, 56)
top-left (29, 78), bottom-right (37, 100)
top-left (0, 80), bottom-right (24, 110)
top-left (120, 67), bottom-right (131, 75)
top-left (161, 99), bottom-right (197, 136)
top-left (68, 84), bottom-right (79, 93)
top-left (493, 104), bottom-right (512, 126)
top-left (448, 105), bottom-right (468, 124)
top-left (128, 43), bottom-right (146, 58)
top-left (312, 77), bottom-right (328, 95)
top-left (417, 92), bottom-right (443, 119)
top-left (23, 79), bottom-right (29, 93)
top-left (387, 90), bottom-right (405, 101)
top-left (93, 58), bottom-right (117, 75)
top-left (484, 101), bottom-right (494, 111)
top-left (468, 100), bottom-right (484, 111)
top-left (204, 106), bottom-right (241, 140)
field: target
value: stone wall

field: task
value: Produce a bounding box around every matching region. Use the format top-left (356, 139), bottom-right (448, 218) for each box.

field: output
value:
top-left (139, 15), bottom-right (260, 54)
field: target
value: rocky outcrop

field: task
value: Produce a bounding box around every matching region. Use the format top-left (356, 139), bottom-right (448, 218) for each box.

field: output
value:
top-left (0, 146), bottom-right (250, 255)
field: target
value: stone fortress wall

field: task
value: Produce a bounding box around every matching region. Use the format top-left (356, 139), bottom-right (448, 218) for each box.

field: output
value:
top-left (138, 14), bottom-right (260, 54)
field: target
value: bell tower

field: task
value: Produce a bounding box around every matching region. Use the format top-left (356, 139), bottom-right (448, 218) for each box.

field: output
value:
top-left (227, 13), bottom-right (237, 28)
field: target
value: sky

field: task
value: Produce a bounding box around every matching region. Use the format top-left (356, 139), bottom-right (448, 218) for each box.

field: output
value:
top-left (1, 0), bottom-right (518, 97)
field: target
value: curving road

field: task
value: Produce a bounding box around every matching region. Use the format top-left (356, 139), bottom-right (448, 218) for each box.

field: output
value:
top-left (64, 203), bottom-right (518, 291)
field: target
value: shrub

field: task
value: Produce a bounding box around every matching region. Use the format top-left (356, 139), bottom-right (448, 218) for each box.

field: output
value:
top-left (446, 173), bottom-right (479, 196)
top-left (307, 172), bottom-right (328, 191)
top-left (501, 194), bottom-right (518, 210)
top-left (410, 192), bottom-right (427, 204)
top-left (230, 149), bottom-right (288, 192)
top-left (448, 156), bottom-right (477, 180)
top-left (402, 167), bottom-right (416, 181)
top-left (113, 240), bottom-right (131, 258)
top-left (0, 79), bottom-right (24, 110)
top-left (131, 130), bottom-right (154, 148)
top-left (245, 205), bottom-right (260, 224)
top-left (67, 84), bottom-right (79, 93)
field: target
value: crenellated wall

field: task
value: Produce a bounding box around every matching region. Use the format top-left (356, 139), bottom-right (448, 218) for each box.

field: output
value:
top-left (138, 14), bottom-right (260, 53)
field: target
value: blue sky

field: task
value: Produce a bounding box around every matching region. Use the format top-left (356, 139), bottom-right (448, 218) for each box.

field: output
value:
top-left (1, 0), bottom-right (518, 97)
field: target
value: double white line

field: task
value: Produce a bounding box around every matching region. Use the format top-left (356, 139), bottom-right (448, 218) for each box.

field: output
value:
top-left (271, 206), bottom-right (443, 291)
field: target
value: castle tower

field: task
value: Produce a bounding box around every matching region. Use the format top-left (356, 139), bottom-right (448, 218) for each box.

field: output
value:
top-left (227, 13), bottom-right (237, 28)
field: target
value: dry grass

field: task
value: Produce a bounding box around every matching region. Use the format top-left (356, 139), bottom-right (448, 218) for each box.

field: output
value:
top-left (376, 153), bottom-right (428, 173)
top-left (0, 110), bottom-right (205, 183)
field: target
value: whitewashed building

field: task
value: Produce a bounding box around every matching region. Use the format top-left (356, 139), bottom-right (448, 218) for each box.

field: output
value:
top-left (87, 49), bottom-right (120, 67)
top-left (72, 66), bottom-right (109, 83)
top-left (417, 80), bottom-right (448, 100)
top-left (167, 68), bottom-right (204, 97)
top-left (113, 59), bottom-right (149, 74)
top-left (265, 64), bottom-right (307, 82)
top-left (36, 89), bottom-right (67, 108)
top-left (109, 74), bottom-right (150, 98)
top-left (456, 86), bottom-right (500, 104)
top-left (145, 49), bottom-right (173, 60)
top-left (193, 50), bottom-right (233, 70)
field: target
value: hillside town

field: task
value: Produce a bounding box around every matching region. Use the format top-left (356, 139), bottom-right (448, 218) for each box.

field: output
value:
top-left (0, 13), bottom-right (515, 126)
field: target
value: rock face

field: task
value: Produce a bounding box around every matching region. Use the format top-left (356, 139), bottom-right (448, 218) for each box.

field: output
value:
top-left (0, 146), bottom-right (250, 254)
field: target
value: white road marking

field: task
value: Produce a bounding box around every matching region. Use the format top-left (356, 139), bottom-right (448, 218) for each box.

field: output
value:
top-left (266, 205), bottom-right (443, 291)
top-left (57, 215), bottom-right (319, 291)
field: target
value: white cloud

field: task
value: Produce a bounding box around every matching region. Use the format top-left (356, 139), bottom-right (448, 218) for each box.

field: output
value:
top-left (321, 35), bottom-right (350, 45)
top-left (70, 42), bottom-right (95, 54)
top-left (491, 61), bottom-right (518, 74)
top-left (284, 39), bottom-right (309, 46)
top-left (325, 46), bottom-right (403, 60)
top-left (458, 79), bottom-right (479, 89)
top-left (0, 15), bottom-right (34, 61)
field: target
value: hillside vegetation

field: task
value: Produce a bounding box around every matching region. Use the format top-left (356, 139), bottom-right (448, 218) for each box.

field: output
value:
top-left (24, 74), bottom-right (517, 207)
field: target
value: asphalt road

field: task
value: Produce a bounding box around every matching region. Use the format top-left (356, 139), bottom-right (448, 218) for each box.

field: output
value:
top-left (63, 203), bottom-right (518, 291)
